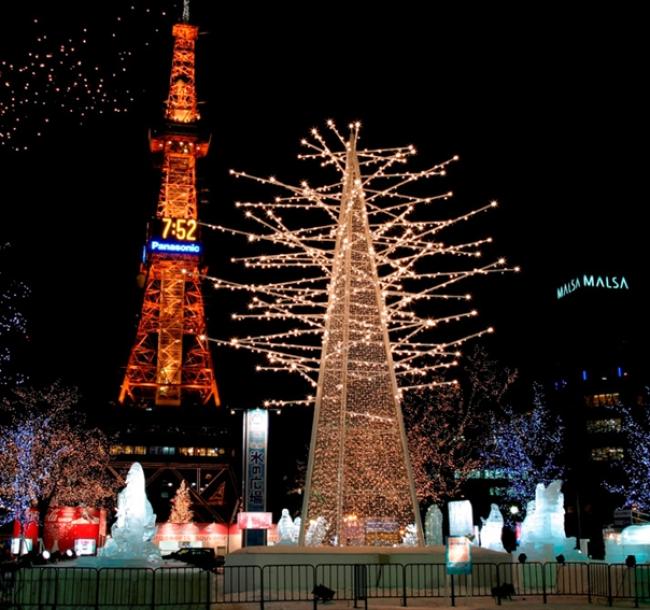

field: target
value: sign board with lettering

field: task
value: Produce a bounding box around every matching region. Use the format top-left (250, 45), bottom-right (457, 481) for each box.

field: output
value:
top-left (243, 409), bottom-right (269, 546)
top-left (446, 536), bottom-right (472, 575)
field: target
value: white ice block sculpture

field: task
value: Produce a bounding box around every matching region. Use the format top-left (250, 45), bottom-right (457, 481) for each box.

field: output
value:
top-left (448, 500), bottom-right (474, 538)
top-left (518, 480), bottom-right (579, 561)
top-left (480, 504), bottom-right (506, 552)
top-left (425, 504), bottom-right (444, 546)
top-left (606, 523), bottom-right (650, 564)
top-left (100, 462), bottom-right (160, 561)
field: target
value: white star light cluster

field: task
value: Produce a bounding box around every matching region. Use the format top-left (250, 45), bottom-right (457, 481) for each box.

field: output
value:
top-left (1, 2), bottom-right (179, 151)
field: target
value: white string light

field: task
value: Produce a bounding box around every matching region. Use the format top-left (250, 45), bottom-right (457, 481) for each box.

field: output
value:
top-left (202, 121), bottom-right (518, 407)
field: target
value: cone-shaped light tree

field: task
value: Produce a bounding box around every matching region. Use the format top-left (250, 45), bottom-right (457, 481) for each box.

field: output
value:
top-left (169, 480), bottom-right (194, 524)
top-left (206, 122), bottom-right (516, 545)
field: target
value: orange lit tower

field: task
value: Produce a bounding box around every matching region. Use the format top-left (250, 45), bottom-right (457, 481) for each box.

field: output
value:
top-left (119, 13), bottom-right (219, 407)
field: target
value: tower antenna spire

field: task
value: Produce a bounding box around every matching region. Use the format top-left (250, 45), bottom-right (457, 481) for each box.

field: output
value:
top-left (183, 0), bottom-right (190, 23)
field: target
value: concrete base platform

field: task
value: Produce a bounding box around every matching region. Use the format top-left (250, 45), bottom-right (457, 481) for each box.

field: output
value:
top-left (226, 544), bottom-right (510, 567)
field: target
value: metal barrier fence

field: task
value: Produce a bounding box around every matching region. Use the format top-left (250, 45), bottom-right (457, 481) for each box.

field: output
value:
top-left (1, 561), bottom-right (650, 609)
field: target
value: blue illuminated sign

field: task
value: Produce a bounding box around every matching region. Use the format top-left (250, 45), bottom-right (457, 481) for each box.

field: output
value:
top-left (556, 275), bottom-right (629, 299)
top-left (148, 240), bottom-right (202, 255)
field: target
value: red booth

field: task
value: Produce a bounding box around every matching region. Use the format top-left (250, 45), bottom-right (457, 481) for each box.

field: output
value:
top-left (43, 507), bottom-right (107, 553)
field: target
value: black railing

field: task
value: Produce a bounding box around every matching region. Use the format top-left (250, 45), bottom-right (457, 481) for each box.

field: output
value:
top-left (1, 560), bottom-right (650, 609)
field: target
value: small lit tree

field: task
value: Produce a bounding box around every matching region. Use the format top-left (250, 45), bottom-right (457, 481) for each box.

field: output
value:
top-left (404, 347), bottom-right (516, 505)
top-left (482, 383), bottom-right (564, 514)
top-left (0, 382), bottom-right (116, 536)
top-left (604, 404), bottom-right (650, 511)
top-left (169, 479), bottom-right (194, 523)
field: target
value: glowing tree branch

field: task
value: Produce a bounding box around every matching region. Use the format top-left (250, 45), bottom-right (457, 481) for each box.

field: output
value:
top-left (205, 121), bottom-right (516, 546)
top-left (405, 347), bottom-right (517, 506)
top-left (482, 383), bottom-right (564, 514)
top-left (205, 121), bottom-right (517, 407)
top-left (0, 383), bottom-right (116, 533)
top-left (604, 403), bottom-right (650, 511)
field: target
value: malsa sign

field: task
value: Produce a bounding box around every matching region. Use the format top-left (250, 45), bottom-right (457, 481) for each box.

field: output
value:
top-left (556, 274), bottom-right (629, 300)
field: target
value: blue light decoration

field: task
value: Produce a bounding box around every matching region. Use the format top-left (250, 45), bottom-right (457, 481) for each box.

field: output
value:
top-left (617, 366), bottom-right (624, 378)
top-left (148, 240), bottom-right (201, 255)
top-left (604, 403), bottom-right (650, 511)
top-left (481, 383), bottom-right (564, 515)
top-left (582, 370), bottom-right (588, 382)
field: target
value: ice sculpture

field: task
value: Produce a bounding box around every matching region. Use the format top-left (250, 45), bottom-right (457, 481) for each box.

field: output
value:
top-left (401, 523), bottom-right (418, 546)
top-left (606, 523), bottom-right (650, 564)
top-left (425, 504), bottom-right (444, 546)
top-left (100, 462), bottom-right (160, 561)
top-left (621, 524), bottom-right (650, 545)
top-left (520, 481), bottom-right (565, 544)
top-left (277, 509), bottom-right (296, 545)
top-left (448, 500), bottom-right (474, 538)
top-left (518, 480), bottom-right (578, 561)
top-left (480, 504), bottom-right (505, 552)
top-left (292, 517), bottom-right (302, 544)
top-left (305, 516), bottom-right (329, 546)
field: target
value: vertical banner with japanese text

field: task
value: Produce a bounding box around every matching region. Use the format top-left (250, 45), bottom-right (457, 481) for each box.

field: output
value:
top-left (243, 408), bottom-right (269, 546)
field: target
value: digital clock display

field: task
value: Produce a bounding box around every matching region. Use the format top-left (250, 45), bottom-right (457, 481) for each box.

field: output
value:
top-left (160, 217), bottom-right (198, 241)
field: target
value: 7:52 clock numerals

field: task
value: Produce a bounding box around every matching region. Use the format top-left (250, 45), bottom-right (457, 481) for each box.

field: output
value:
top-left (161, 217), bottom-right (198, 241)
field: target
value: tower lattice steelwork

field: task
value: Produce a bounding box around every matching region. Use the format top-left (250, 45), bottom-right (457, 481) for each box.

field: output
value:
top-left (119, 15), bottom-right (218, 407)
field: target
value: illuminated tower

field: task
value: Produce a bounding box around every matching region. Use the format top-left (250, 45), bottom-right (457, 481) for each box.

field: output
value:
top-left (119, 13), bottom-right (218, 407)
top-left (300, 130), bottom-right (422, 546)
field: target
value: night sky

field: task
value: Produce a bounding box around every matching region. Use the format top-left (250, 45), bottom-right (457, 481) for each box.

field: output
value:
top-left (1, 3), bottom-right (646, 409)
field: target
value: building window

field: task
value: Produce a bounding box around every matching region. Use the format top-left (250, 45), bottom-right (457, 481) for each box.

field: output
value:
top-left (586, 418), bottom-right (622, 434)
top-left (591, 447), bottom-right (624, 462)
top-left (149, 446), bottom-right (177, 456)
top-left (489, 486), bottom-right (508, 497)
top-left (179, 447), bottom-right (223, 457)
top-left (585, 393), bottom-right (620, 408)
top-left (464, 468), bottom-right (510, 480)
top-left (110, 445), bottom-right (136, 455)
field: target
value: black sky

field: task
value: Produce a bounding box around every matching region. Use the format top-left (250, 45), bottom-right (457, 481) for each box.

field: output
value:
top-left (1, 3), bottom-right (646, 406)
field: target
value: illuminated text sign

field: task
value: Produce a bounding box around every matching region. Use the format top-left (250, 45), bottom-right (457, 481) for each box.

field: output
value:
top-left (556, 275), bottom-right (629, 300)
top-left (149, 240), bottom-right (202, 255)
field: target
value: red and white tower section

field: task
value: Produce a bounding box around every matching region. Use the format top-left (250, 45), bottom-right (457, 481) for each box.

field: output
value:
top-left (119, 20), bottom-right (219, 407)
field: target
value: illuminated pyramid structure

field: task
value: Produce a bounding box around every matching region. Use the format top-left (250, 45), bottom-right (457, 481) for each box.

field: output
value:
top-left (119, 7), bottom-right (218, 407)
top-left (300, 129), bottom-right (423, 546)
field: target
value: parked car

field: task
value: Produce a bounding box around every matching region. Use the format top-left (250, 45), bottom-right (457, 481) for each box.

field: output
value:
top-left (162, 547), bottom-right (224, 571)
